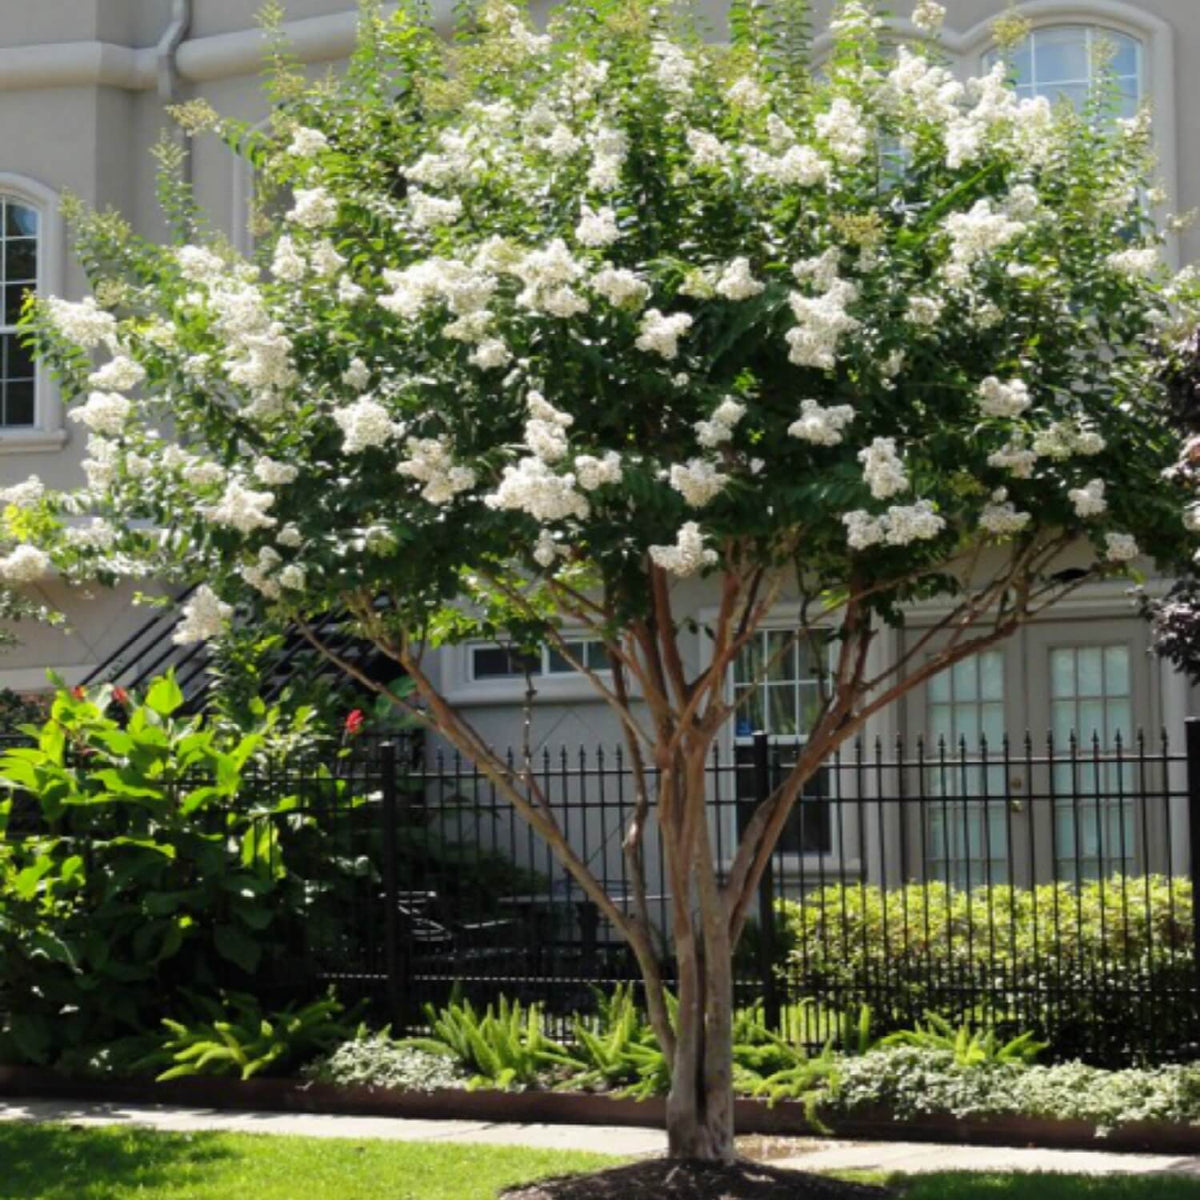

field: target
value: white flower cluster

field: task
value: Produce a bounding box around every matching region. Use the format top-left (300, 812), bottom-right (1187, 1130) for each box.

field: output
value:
top-left (987, 433), bottom-right (1038, 478)
top-left (649, 521), bottom-right (717, 576)
top-left (1032, 421), bottom-right (1105, 460)
top-left (587, 125), bottom-right (628, 192)
top-left (1068, 478), bottom-right (1107, 518)
top-left (396, 436), bottom-right (477, 504)
top-left (525, 391), bottom-right (574, 463)
top-left (243, 545), bottom-right (285, 599)
top-left (911, 0), bottom-right (946, 34)
top-left (843, 501), bottom-right (945, 549)
top-left (334, 396), bottom-right (399, 454)
top-left (69, 391), bottom-right (133, 435)
top-left (533, 528), bottom-right (566, 568)
top-left (253, 456), bottom-right (300, 486)
top-left (650, 37), bottom-right (696, 99)
top-left (0, 475), bottom-right (43, 508)
top-left (271, 235), bottom-right (307, 283)
top-left (686, 129), bottom-right (730, 170)
top-left (814, 98), bottom-right (870, 165)
top-left (177, 245), bottom-right (227, 284)
top-left (788, 399), bottom-right (856, 446)
top-left (977, 376), bottom-right (1032, 419)
top-left (944, 199), bottom-right (1026, 278)
top-left (979, 488), bottom-right (1032, 536)
top-left (343, 358), bottom-right (371, 391)
top-left (485, 456), bottom-right (589, 521)
top-left (0, 544), bottom-right (51, 584)
top-left (715, 258), bottom-right (765, 301)
top-left (636, 309), bottom-right (693, 361)
top-left (513, 239), bottom-right (588, 318)
top-left (408, 191), bottom-right (464, 230)
top-left (64, 518), bottom-right (116, 551)
top-left (379, 257), bottom-right (498, 324)
top-left (287, 126), bottom-right (328, 158)
top-left (202, 480), bottom-right (277, 534)
top-left (574, 450), bottom-right (622, 490)
top-left (575, 206), bottom-right (620, 248)
top-left (208, 280), bottom-right (298, 419)
top-left (1105, 532), bottom-right (1139, 562)
top-left (905, 295), bottom-right (943, 328)
top-left (592, 265), bottom-right (651, 309)
top-left (89, 354), bottom-right (145, 392)
top-left (287, 186), bottom-right (338, 229)
top-left (786, 279), bottom-right (860, 370)
top-left (173, 585), bottom-right (233, 645)
top-left (46, 296), bottom-right (116, 348)
top-left (695, 397), bottom-right (746, 448)
top-left (1107, 247), bottom-right (1159, 279)
top-left (858, 437), bottom-right (909, 499)
top-left (669, 458), bottom-right (728, 508)
top-left (726, 76), bottom-right (767, 111)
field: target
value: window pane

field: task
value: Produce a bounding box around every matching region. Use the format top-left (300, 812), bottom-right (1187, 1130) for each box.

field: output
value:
top-left (4, 284), bottom-right (30, 326)
top-left (1104, 645), bottom-right (1130, 695)
top-left (2, 379), bottom-right (33, 426)
top-left (1050, 649), bottom-right (1075, 698)
top-left (472, 646), bottom-right (538, 678)
top-left (1077, 647), bottom-right (1103, 697)
top-left (586, 640), bottom-right (609, 670)
top-left (1111, 38), bottom-right (1139, 78)
top-left (1033, 26), bottom-right (1089, 84)
top-left (3, 333), bottom-right (32, 380)
top-left (735, 684), bottom-right (762, 735)
top-left (766, 631), bottom-right (794, 682)
top-left (767, 685), bottom-right (797, 736)
top-left (952, 657), bottom-right (978, 702)
top-left (4, 203), bottom-right (36, 238)
top-left (979, 651), bottom-right (1004, 700)
top-left (4, 239), bottom-right (35, 283)
top-left (734, 638), bottom-right (762, 685)
top-left (928, 668), bottom-right (951, 705)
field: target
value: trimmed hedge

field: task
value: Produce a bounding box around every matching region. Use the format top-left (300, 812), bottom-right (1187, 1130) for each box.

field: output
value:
top-left (778, 875), bottom-right (1198, 1065)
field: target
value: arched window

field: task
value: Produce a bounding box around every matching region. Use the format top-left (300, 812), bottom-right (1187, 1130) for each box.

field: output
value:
top-left (0, 196), bottom-right (38, 428)
top-left (0, 174), bottom-right (65, 451)
top-left (985, 24), bottom-right (1142, 117)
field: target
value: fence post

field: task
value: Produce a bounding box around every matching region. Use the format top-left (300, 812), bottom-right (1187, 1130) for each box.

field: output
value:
top-left (1187, 719), bottom-right (1200, 991)
top-left (753, 730), bottom-right (782, 1031)
top-left (379, 740), bottom-right (402, 1027)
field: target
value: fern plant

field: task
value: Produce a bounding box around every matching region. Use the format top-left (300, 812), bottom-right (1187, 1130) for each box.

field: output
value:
top-left (402, 994), bottom-right (581, 1090)
top-left (879, 1012), bottom-right (1047, 1067)
top-left (136, 991), bottom-right (354, 1081)
top-left (567, 984), bottom-right (671, 1100)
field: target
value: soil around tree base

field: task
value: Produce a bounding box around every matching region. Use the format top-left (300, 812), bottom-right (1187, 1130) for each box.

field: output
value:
top-left (500, 1157), bottom-right (892, 1199)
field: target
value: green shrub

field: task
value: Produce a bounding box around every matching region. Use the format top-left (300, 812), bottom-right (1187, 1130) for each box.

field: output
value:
top-left (778, 876), bottom-right (1194, 1063)
top-left (0, 677), bottom-right (362, 1067)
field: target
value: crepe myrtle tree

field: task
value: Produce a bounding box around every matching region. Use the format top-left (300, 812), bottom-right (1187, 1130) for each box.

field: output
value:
top-left (9, 0), bottom-right (1200, 1162)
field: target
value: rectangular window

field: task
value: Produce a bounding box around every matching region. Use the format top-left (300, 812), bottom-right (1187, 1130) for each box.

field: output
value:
top-left (469, 638), bottom-right (608, 681)
top-left (731, 628), bottom-right (833, 855)
top-left (1050, 644), bottom-right (1135, 880)
top-left (0, 198), bottom-right (37, 429)
top-left (924, 650), bottom-right (1010, 888)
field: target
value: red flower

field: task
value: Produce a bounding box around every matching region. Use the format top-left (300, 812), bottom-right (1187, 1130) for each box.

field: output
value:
top-left (344, 709), bottom-right (365, 736)
top-left (71, 686), bottom-right (85, 701)
top-left (113, 687), bottom-right (130, 706)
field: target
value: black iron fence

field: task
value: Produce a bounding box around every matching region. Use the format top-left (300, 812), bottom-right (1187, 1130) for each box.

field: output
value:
top-left (3, 723), bottom-right (1200, 1066)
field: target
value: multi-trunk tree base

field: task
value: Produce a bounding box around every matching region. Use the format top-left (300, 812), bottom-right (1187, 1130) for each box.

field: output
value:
top-left (500, 1157), bottom-right (890, 1199)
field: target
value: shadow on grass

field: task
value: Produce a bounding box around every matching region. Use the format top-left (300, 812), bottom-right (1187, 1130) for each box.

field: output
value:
top-left (886, 1172), bottom-right (1200, 1199)
top-left (0, 1123), bottom-right (234, 1199)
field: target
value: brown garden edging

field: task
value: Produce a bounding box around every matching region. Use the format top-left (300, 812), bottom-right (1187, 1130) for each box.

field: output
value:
top-left (2, 1066), bottom-right (1199, 1156)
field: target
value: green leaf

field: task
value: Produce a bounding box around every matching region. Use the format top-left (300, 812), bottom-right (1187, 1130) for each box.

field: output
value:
top-left (213, 923), bottom-right (262, 974)
top-left (145, 673), bottom-right (185, 717)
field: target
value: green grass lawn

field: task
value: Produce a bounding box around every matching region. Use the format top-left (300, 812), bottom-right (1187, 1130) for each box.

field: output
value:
top-left (0, 1123), bottom-right (619, 1200)
top-left (2, 1123), bottom-right (1198, 1200)
top-left (866, 1172), bottom-right (1200, 1198)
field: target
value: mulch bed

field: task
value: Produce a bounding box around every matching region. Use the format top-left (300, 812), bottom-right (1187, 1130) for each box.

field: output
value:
top-left (500, 1158), bottom-right (891, 1199)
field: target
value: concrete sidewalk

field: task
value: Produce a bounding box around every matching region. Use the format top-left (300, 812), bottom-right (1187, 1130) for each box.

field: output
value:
top-left (2, 1098), bottom-right (1200, 1177)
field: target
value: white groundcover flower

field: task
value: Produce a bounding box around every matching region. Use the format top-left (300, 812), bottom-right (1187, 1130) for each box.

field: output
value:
top-left (173, 585), bottom-right (234, 645)
top-left (649, 521), bottom-right (718, 576)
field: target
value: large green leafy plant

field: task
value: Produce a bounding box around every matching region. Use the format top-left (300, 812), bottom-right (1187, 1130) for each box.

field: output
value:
top-left (0, 677), bottom-right (329, 1067)
top-left (7, 0), bottom-right (1200, 1161)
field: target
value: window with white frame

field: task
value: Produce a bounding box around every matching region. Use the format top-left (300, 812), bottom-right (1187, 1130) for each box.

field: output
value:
top-left (0, 196), bottom-right (38, 429)
top-left (469, 638), bottom-right (609, 681)
top-left (731, 629), bottom-right (834, 856)
top-left (985, 24), bottom-right (1143, 117)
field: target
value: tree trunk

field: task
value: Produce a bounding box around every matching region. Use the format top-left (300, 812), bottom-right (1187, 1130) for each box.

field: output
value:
top-left (664, 925), bottom-right (737, 1162)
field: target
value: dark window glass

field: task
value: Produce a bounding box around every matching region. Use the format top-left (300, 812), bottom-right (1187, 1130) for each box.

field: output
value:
top-left (4, 239), bottom-right (35, 283)
top-left (1, 200), bottom-right (38, 428)
top-left (546, 640), bottom-right (609, 674)
top-left (472, 646), bottom-right (540, 679)
top-left (734, 743), bottom-right (832, 854)
top-left (3, 379), bottom-right (34, 426)
top-left (4, 202), bottom-right (37, 238)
